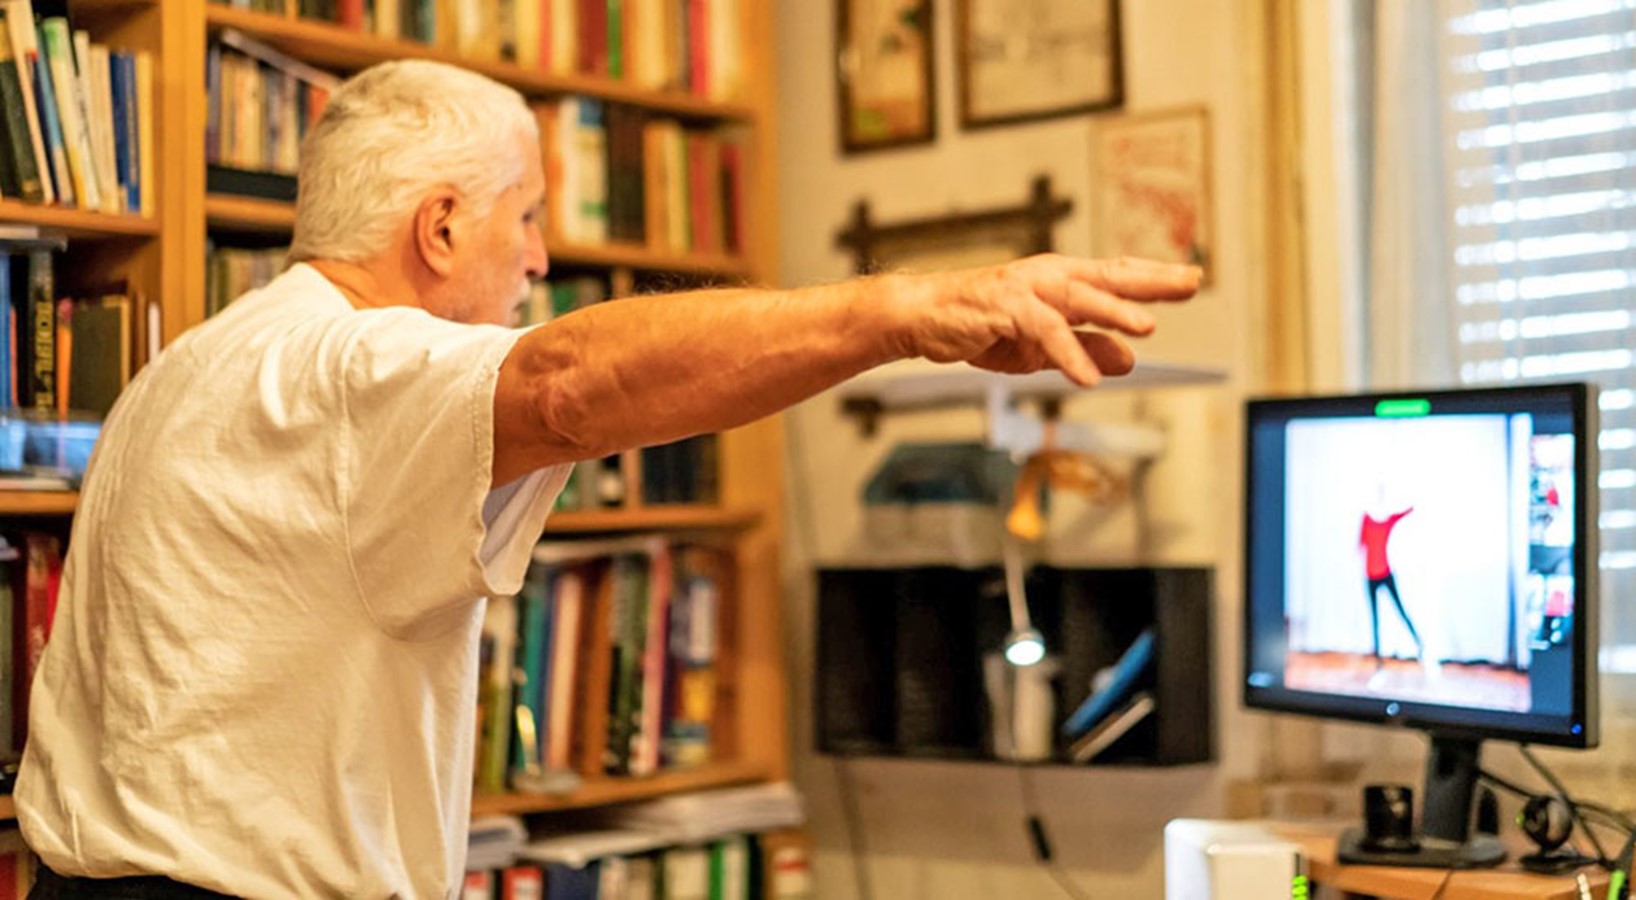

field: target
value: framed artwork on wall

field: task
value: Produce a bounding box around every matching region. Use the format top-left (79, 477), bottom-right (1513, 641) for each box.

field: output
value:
top-left (836, 0), bottom-right (936, 153)
top-left (1090, 107), bottom-right (1213, 281)
top-left (956, 0), bottom-right (1122, 130)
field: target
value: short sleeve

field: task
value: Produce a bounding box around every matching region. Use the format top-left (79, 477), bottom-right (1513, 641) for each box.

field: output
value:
top-left (335, 309), bottom-right (567, 635)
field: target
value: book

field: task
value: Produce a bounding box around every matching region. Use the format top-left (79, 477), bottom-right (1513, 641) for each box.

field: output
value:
top-left (22, 247), bottom-right (52, 411)
top-left (11, 531), bottom-right (61, 748)
top-left (37, 17), bottom-right (98, 210)
top-left (29, 42), bottom-right (71, 207)
top-left (2, 0), bottom-right (53, 205)
top-left (66, 293), bottom-right (131, 416)
top-left (544, 861), bottom-right (600, 900)
top-left (1060, 627), bottom-right (1156, 738)
top-left (133, 48), bottom-right (151, 216)
top-left (0, 539), bottom-right (15, 755)
top-left (0, 9), bottom-right (44, 202)
top-left (1067, 690), bottom-right (1155, 763)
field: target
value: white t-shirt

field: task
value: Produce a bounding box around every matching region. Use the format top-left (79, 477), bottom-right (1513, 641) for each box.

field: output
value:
top-left (15, 264), bottom-right (570, 899)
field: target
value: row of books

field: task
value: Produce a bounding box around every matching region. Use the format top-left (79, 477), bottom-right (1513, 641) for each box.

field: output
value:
top-left (0, 531), bottom-right (61, 758)
top-left (0, 0), bottom-right (154, 214)
top-left (464, 834), bottom-right (761, 900)
top-left (206, 243), bottom-right (288, 318)
top-left (464, 785), bottom-right (807, 899)
top-left (1, 235), bottom-right (153, 419)
top-left (209, 0), bottom-right (745, 102)
top-left (542, 99), bottom-right (744, 257)
top-left (475, 539), bottom-right (723, 792)
top-left (206, 34), bottom-right (338, 176)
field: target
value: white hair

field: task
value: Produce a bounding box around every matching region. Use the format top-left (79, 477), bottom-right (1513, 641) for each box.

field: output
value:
top-left (289, 60), bottom-right (538, 264)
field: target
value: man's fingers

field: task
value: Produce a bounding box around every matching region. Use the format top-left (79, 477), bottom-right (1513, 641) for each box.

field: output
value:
top-left (1035, 313), bottom-right (1101, 387)
top-left (1078, 331), bottom-right (1136, 377)
top-left (1062, 256), bottom-right (1202, 301)
top-left (1058, 280), bottom-right (1157, 336)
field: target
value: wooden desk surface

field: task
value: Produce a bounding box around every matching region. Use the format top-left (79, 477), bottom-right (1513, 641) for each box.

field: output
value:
top-left (1279, 826), bottom-right (1610, 900)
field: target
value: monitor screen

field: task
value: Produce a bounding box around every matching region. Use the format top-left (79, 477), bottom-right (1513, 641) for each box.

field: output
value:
top-left (1243, 383), bottom-right (1598, 747)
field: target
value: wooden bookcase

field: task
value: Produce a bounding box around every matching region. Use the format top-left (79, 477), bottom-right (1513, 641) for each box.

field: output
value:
top-left (0, 0), bottom-right (788, 827)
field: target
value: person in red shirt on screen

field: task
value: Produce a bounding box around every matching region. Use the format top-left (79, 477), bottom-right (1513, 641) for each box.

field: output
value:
top-left (1359, 496), bottom-right (1424, 665)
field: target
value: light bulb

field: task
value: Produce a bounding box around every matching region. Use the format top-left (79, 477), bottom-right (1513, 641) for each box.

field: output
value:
top-left (1004, 627), bottom-right (1047, 667)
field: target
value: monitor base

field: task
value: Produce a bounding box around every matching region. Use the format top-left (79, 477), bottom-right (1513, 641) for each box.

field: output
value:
top-left (1338, 828), bottom-right (1507, 869)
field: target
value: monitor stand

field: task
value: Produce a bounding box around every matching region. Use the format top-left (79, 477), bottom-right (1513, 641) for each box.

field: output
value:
top-left (1337, 736), bottom-right (1507, 869)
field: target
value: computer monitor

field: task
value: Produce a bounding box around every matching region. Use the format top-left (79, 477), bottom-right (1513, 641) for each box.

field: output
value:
top-left (1243, 383), bottom-right (1599, 866)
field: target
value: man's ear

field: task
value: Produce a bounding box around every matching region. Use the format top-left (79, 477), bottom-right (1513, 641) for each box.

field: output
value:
top-left (412, 189), bottom-right (460, 277)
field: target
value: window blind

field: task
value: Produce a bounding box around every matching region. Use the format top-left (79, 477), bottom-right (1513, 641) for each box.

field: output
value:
top-left (1438, 0), bottom-right (1636, 669)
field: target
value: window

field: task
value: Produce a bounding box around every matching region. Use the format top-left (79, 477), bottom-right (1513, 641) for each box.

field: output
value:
top-left (1342, 0), bottom-right (1636, 676)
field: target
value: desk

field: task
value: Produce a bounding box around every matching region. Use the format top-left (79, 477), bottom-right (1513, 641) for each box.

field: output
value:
top-left (1276, 828), bottom-right (1610, 899)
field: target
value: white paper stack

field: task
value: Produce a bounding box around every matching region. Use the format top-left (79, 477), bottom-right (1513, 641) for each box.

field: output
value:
top-left (585, 782), bottom-right (806, 844)
top-left (465, 814), bottom-right (528, 871)
top-left (518, 828), bottom-right (673, 870)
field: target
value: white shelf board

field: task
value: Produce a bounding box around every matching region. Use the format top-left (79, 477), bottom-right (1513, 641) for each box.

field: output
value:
top-left (840, 359), bottom-right (1227, 413)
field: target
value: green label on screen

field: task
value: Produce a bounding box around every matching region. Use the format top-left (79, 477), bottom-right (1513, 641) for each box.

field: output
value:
top-left (1375, 398), bottom-right (1431, 418)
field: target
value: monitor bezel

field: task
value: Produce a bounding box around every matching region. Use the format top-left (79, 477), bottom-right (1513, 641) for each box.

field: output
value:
top-left (1241, 381), bottom-right (1599, 749)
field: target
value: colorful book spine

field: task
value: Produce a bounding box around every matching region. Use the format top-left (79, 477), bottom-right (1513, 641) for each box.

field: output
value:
top-left (30, 51), bottom-right (71, 207)
top-left (0, 11), bottom-right (43, 202)
top-left (37, 18), bottom-right (98, 210)
top-left (4, 0), bottom-right (53, 205)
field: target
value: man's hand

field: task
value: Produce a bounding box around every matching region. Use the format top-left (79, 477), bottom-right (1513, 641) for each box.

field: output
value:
top-left (885, 254), bottom-right (1202, 386)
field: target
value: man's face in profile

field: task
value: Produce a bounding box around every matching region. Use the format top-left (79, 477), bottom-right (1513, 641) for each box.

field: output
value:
top-left (440, 132), bottom-right (550, 326)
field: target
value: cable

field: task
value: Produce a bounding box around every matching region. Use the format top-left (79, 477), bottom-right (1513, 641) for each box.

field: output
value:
top-left (833, 756), bottom-right (876, 900)
top-left (1478, 768), bottom-right (1636, 837)
top-left (1429, 868), bottom-right (1456, 900)
top-left (1485, 772), bottom-right (1636, 837)
top-left (1520, 745), bottom-right (1613, 868)
top-left (1016, 766), bottom-right (1094, 900)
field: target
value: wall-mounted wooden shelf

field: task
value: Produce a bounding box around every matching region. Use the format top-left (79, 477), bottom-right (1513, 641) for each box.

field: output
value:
top-left (470, 759), bottom-right (770, 817)
top-left (205, 6), bottom-right (756, 123)
top-left (204, 194), bottom-right (297, 233)
top-left (0, 491), bottom-right (79, 516)
top-left (0, 796), bottom-right (12, 822)
top-left (543, 505), bottom-right (759, 534)
top-left (0, 200), bottom-right (158, 240)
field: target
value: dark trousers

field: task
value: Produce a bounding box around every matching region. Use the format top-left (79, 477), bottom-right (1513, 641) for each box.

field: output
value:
top-left (1366, 573), bottom-right (1424, 660)
top-left (28, 866), bottom-right (236, 900)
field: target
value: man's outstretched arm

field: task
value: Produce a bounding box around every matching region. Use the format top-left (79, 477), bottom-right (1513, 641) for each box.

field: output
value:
top-left (491, 255), bottom-right (1201, 485)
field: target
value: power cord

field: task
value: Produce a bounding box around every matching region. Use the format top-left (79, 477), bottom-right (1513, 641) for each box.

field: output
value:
top-left (1478, 767), bottom-right (1635, 838)
top-left (832, 756), bottom-right (876, 900)
top-left (1017, 765), bottom-right (1094, 900)
top-left (1429, 868), bottom-right (1456, 899)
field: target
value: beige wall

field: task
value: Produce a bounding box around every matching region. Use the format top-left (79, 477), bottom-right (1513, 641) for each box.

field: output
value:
top-left (775, 1), bottom-right (1274, 896)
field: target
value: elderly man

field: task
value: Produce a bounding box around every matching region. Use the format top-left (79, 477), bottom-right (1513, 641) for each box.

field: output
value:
top-left (15, 60), bottom-right (1199, 898)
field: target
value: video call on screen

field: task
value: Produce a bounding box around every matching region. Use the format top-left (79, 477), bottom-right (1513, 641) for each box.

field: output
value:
top-left (1245, 396), bottom-right (1580, 732)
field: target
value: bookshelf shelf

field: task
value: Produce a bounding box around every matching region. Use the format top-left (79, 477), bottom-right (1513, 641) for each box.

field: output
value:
top-left (0, 797), bottom-right (11, 823)
top-left (204, 6), bottom-right (757, 123)
top-left (201, 195), bottom-right (751, 277)
top-left (543, 506), bottom-right (760, 534)
top-left (204, 194), bottom-right (297, 233)
top-left (469, 760), bottom-right (770, 817)
top-left (546, 241), bottom-right (751, 279)
top-left (0, 200), bottom-right (158, 240)
top-left (0, 491), bottom-right (79, 516)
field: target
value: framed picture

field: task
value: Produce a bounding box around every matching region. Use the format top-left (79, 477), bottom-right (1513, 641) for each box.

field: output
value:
top-left (1090, 107), bottom-right (1213, 280)
top-left (956, 0), bottom-right (1122, 130)
top-left (836, 0), bottom-right (936, 153)
top-left (835, 175), bottom-right (1072, 275)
